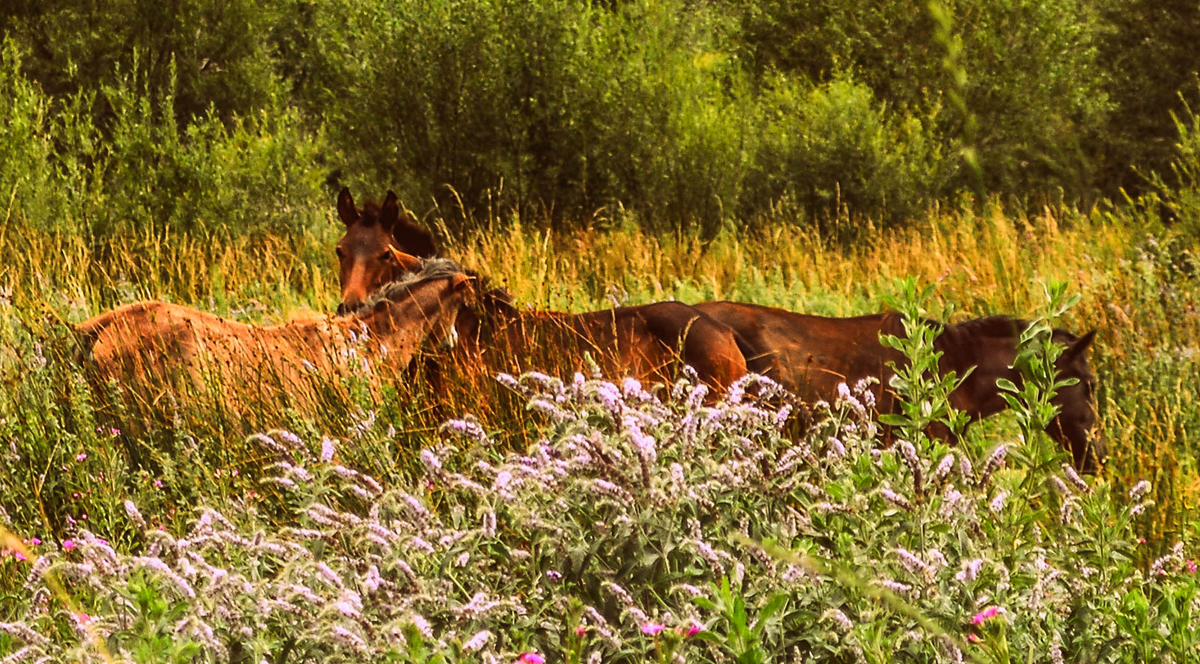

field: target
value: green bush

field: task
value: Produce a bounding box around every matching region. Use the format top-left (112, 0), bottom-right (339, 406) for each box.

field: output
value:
top-left (311, 0), bottom-right (753, 233)
top-left (0, 40), bottom-right (62, 229)
top-left (0, 39), bottom-right (329, 236)
top-left (1153, 95), bottom-right (1200, 234)
top-left (746, 75), bottom-right (946, 233)
top-left (729, 0), bottom-right (1111, 203)
top-left (0, 0), bottom-right (287, 123)
top-left (0, 0), bottom-right (1194, 234)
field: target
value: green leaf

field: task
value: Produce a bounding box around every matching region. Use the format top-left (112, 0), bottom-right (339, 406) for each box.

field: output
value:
top-left (995, 377), bottom-right (1019, 393)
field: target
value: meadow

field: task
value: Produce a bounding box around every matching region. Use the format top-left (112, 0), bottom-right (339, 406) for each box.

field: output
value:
top-left (3, 0), bottom-right (1200, 658)
top-left (2, 189), bottom-right (1200, 661)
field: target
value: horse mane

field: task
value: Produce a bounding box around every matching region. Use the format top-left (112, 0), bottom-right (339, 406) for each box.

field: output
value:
top-left (357, 200), bottom-right (384, 226)
top-left (356, 258), bottom-right (517, 316)
top-left (358, 257), bottom-right (465, 312)
top-left (941, 315), bottom-right (1080, 344)
top-left (352, 197), bottom-right (439, 257)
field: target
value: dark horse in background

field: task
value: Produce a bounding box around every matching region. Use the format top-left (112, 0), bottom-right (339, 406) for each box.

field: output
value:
top-left (332, 188), bottom-right (748, 394)
top-left (692, 302), bottom-right (1104, 472)
top-left (332, 188), bottom-right (1104, 471)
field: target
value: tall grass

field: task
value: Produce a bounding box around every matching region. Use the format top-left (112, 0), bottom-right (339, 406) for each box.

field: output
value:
top-left (0, 196), bottom-right (1196, 559)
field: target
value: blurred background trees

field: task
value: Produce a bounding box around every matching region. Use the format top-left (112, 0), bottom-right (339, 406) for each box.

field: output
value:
top-left (0, 0), bottom-right (1196, 238)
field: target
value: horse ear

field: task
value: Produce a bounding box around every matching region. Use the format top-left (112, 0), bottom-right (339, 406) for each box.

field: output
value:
top-left (450, 273), bottom-right (474, 292)
top-left (387, 245), bottom-right (423, 272)
top-left (379, 191), bottom-right (401, 230)
top-left (336, 187), bottom-right (358, 226)
top-left (1063, 330), bottom-right (1097, 363)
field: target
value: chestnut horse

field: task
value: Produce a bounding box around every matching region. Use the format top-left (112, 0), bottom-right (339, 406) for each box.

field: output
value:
top-left (691, 301), bottom-right (1104, 472)
top-left (335, 188), bottom-right (439, 315)
top-left (332, 188), bottom-right (748, 393)
top-left (77, 257), bottom-right (474, 402)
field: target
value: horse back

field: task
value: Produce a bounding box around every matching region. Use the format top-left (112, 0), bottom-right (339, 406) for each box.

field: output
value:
top-left (692, 301), bottom-right (904, 401)
top-left (574, 301), bottom-right (748, 391)
top-left (76, 301), bottom-right (266, 381)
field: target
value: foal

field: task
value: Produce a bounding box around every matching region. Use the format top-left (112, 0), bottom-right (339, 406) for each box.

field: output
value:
top-left (77, 258), bottom-right (474, 403)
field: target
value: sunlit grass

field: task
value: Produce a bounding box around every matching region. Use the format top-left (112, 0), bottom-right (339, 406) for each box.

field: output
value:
top-left (0, 197), bottom-right (1196, 598)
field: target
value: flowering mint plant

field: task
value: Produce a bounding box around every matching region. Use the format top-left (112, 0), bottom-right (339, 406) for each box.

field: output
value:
top-left (2, 286), bottom-right (1196, 663)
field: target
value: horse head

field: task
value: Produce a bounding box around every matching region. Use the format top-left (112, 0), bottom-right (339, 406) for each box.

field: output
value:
top-left (335, 187), bottom-right (438, 315)
top-left (1047, 329), bottom-right (1104, 473)
top-left (356, 256), bottom-right (476, 363)
top-left (941, 317), bottom-right (1104, 473)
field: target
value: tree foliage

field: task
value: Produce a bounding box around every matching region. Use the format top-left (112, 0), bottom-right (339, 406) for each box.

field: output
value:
top-left (0, 0), bottom-right (1196, 235)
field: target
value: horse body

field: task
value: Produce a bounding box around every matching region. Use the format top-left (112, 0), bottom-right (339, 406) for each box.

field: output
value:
top-left (77, 264), bottom-right (473, 402)
top-left (464, 300), bottom-right (748, 393)
top-left (693, 301), bottom-right (1104, 471)
top-left (334, 188), bottom-right (748, 393)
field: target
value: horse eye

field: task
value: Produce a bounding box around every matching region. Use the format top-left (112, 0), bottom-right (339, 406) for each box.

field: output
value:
top-left (381, 250), bottom-right (394, 261)
top-left (335, 247), bottom-right (345, 259)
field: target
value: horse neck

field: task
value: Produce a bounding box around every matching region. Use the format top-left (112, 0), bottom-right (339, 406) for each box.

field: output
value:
top-left (935, 325), bottom-right (1020, 419)
top-left (464, 289), bottom-right (532, 333)
top-left (363, 292), bottom-right (454, 355)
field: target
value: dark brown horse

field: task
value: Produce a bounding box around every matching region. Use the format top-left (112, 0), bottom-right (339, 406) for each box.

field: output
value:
top-left (333, 188), bottom-right (748, 393)
top-left (691, 301), bottom-right (1104, 472)
top-left (458, 296), bottom-right (749, 394)
top-left (77, 256), bottom-right (475, 405)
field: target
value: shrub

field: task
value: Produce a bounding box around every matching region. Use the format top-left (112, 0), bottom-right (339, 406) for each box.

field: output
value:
top-left (309, 0), bottom-right (753, 233)
top-left (0, 39), bottom-right (329, 236)
top-left (729, 0), bottom-right (1111, 204)
top-left (746, 74), bottom-right (946, 234)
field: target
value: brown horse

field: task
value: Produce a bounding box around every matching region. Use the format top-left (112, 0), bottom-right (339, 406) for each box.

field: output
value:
top-left (333, 188), bottom-right (748, 393)
top-left (459, 296), bottom-right (749, 394)
top-left (335, 188), bottom-right (438, 315)
top-left (77, 257), bottom-right (474, 403)
top-left (691, 301), bottom-right (1104, 472)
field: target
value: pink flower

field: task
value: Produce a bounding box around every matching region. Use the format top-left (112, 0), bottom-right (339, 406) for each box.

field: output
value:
top-left (14, 551), bottom-right (26, 562)
top-left (681, 623), bottom-right (703, 637)
top-left (518, 654), bottom-right (545, 664)
top-left (154, 480), bottom-right (163, 488)
top-left (968, 633), bottom-right (981, 644)
top-left (26, 537), bottom-right (41, 546)
top-left (74, 613), bottom-right (90, 625)
top-left (575, 626), bottom-right (587, 636)
top-left (1137, 537), bottom-right (1146, 545)
top-left (1188, 560), bottom-right (1197, 573)
top-left (971, 606), bottom-right (1001, 625)
top-left (75, 453), bottom-right (87, 462)
top-left (641, 622), bottom-right (665, 635)
top-left (62, 539), bottom-right (76, 551)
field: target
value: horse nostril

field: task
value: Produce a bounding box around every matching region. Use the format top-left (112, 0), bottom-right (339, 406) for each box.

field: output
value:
top-left (336, 303), bottom-right (350, 316)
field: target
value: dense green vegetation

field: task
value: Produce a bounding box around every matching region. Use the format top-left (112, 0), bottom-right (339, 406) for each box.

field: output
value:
top-left (1, 0), bottom-right (1198, 236)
